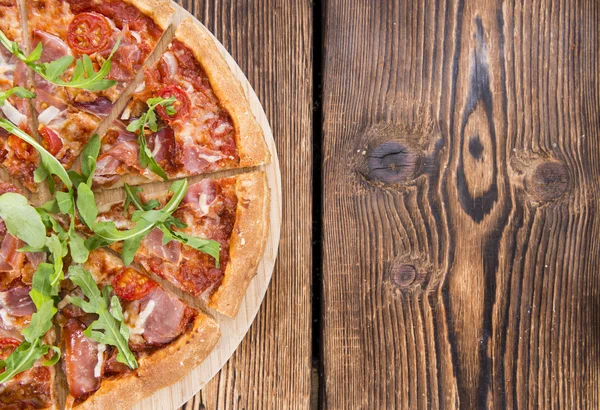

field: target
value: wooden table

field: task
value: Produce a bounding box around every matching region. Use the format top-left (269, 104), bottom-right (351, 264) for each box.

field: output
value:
top-left (178, 0), bottom-right (599, 408)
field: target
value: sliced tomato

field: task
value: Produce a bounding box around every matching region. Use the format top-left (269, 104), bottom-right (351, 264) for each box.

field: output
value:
top-left (111, 267), bottom-right (158, 301)
top-left (67, 12), bottom-right (111, 55)
top-left (156, 85), bottom-right (191, 121)
top-left (7, 135), bottom-right (36, 162)
top-left (39, 125), bottom-right (63, 156)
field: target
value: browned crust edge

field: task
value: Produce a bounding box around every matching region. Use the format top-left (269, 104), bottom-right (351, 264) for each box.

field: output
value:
top-left (67, 311), bottom-right (220, 410)
top-left (209, 171), bottom-right (270, 317)
top-left (122, 0), bottom-right (175, 30)
top-left (175, 18), bottom-right (271, 168)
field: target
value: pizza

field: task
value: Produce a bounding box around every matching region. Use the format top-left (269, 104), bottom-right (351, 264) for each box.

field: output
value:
top-left (0, 2), bottom-right (272, 409)
top-left (94, 18), bottom-right (270, 188)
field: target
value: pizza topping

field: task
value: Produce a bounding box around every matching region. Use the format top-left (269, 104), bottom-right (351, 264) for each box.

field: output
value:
top-left (109, 43), bottom-right (141, 82)
top-left (111, 267), bottom-right (157, 301)
top-left (147, 127), bottom-right (175, 164)
top-left (93, 343), bottom-right (106, 378)
top-left (32, 30), bottom-right (72, 63)
top-left (143, 228), bottom-right (182, 265)
top-left (34, 86), bottom-right (68, 113)
top-left (63, 318), bottom-right (101, 399)
top-left (73, 96), bottom-right (113, 117)
top-left (180, 145), bottom-right (224, 174)
top-left (0, 287), bottom-right (35, 317)
top-left (128, 299), bottom-right (155, 336)
top-left (37, 105), bottom-right (62, 126)
top-left (67, 13), bottom-right (111, 55)
top-left (184, 179), bottom-right (219, 213)
top-left (38, 125), bottom-right (63, 156)
top-left (95, 141), bottom-right (139, 178)
top-left (0, 233), bottom-right (21, 272)
top-left (139, 288), bottom-right (190, 345)
top-left (1, 99), bottom-right (26, 126)
top-left (156, 85), bottom-right (190, 121)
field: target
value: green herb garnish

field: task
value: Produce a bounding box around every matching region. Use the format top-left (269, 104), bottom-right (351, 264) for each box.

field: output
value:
top-left (126, 97), bottom-right (176, 180)
top-left (68, 266), bottom-right (137, 369)
top-left (0, 31), bottom-right (119, 91)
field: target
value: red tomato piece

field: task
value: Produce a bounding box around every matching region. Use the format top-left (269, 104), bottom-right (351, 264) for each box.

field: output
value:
top-left (156, 85), bottom-right (191, 121)
top-left (7, 135), bottom-right (36, 161)
top-left (67, 13), bottom-right (111, 55)
top-left (39, 125), bottom-right (63, 156)
top-left (111, 267), bottom-right (158, 301)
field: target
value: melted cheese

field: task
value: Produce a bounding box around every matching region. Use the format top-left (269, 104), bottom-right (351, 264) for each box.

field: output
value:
top-left (198, 193), bottom-right (210, 215)
top-left (129, 300), bottom-right (156, 336)
top-left (94, 344), bottom-right (106, 378)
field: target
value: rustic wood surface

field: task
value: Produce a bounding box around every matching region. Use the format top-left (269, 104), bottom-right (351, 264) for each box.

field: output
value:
top-left (154, 0), bottom-right (600, 408)
top-left (321, 0), bottom-right (599, 409)
top-left (175, 1), bottom-right (314, 409)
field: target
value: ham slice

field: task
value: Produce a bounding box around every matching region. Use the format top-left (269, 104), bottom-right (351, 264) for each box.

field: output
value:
top-left (184, 179), bottom-right (218, 214)
top-left (25, 251), bottom-right (46, 269)
top-left (0, 287), bottom-right (35, 317)
top-left (180, 146), bottom-right (223, 174)
top-left (63, 319), bottom-right (102, 399)
top-left (73, 97), bottom-right (114, 117)
top-left (0, 234), bottom-right (23, 272)
top-left (143, 228), bottom-right (181, 265)
top-left (95, 141), bottom-right (139, 178)
top-left (140, 288), bottom-right (189, 345)
top-left (109, 44), bottom-right (141, 82)
top-left (32, 30), bottom-right (72, 63)
top-left (147, 127), bottom-right (175, 163)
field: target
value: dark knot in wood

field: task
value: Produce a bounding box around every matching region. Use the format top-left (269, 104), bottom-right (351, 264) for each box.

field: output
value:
top-left (391, 264), bottom-right (416, 287)
top-left (525, 161), bottom-right (569, 202)
top-left (367, 141), bottom-right (419, 184)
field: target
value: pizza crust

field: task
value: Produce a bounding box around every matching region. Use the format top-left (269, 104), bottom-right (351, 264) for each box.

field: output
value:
top-left (122, 0), bottom-right (175, 30)
top-left (175, 18), bottom-right (271, 168)
top-left (209, 171), bottom-right (270, 317)
top-left (66, 311), bottom-right (220, 410)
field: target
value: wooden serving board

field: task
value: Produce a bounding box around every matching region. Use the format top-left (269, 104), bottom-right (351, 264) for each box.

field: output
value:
top-left (93, 4), bottom-right (282, 410)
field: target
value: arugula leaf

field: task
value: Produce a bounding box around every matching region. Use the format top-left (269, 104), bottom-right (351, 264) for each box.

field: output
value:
top-left (0, 193), bottom-right (46, 249)
top-left (68, 232), bottom-right (89, 264)
top-left (76, 183), bottom-right (98, 228)
top-left (68, 266), bottom-right (138, 369)
top-left (0, 118), bottom-right (72, 188)
top-left (0, 30), bottom-right (119, 91)
top-left (0, 87), bottom-right (36, 105)
top-left (81, 134), bottom-right (101, 184)
top-left (124, 184), bottom-right (159, 212)
top-left (21, 300), bottom-right (56, 342)
top-left (125, 97), bottom-right (176, 180)
top-left (0, 341), bottom-right (59, 383)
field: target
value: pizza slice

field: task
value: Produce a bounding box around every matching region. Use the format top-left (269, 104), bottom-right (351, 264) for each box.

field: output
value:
top-left (0, 1), bottom-right (40, 191)
top-left (25, 0), bottom-right (175, 168)
top-left (0, 182), bottom-right (58, 409)
top-left (58, 248), bottom-right (220, 409)
top-left (96, 172), bottom-right (270, 317)
top-left (94, 18), bottom-right (270, 189)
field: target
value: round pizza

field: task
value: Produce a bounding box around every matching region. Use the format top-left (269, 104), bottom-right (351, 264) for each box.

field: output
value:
top-left (0, 1), bottom-right (272, 409)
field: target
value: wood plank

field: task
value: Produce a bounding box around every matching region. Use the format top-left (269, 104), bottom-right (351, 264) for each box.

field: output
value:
top-left (175, 1), bottom-right (314, 409)
top-left (321, 0), bottom-right (600, 408)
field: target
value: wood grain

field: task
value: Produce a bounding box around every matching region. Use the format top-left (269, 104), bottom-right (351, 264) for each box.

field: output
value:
top-left (321, 0), bottom-right (600, 409)
top-left (176, 1), bottom-right (313, 409)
